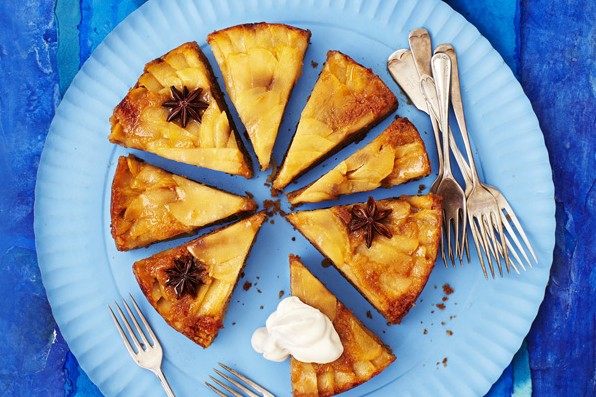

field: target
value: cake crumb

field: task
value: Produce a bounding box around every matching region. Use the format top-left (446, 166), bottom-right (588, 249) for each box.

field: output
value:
top-left (232, 322), bottom-right (236, 326)
top-left (260, 305), bottom-right (264, 310)
top-left (418, 184), bottom-right (426, 194)
top-left (311, 60), bottom-right (318, 68)
top-left (291, 237), bottom-right (296, 241)
top-left (446, 330), bottom-right (453, 336)
top-left (442, 283), bottom-right (454, 295)
top-left (257, 288), bottom-right (262, 294)
top-left (278, 290), bottom-right (284, 299)
top-left (442, 296), bottom-right (449, 302)
top-left (321, 258), bottom-right (332, 268)
top-left (263, 199), bottom-right (282, 217)
top-left (423, 329), bottom-right (428, 335)
top-left (442, 357), bottom-right (448, 367)
top-left (366, 311), bottom-right (372, 319)
top-left (436, 303), bottom-right (446, 310)
top-left (243, 281), bottom-right (252, 291)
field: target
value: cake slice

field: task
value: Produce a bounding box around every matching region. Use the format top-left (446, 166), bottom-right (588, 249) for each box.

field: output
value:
top-left (290, 255), bottom-right (395, 397)
top-left (109, 42), bottom-right (253, 178)
top-left (286, 195), bottom-right (442, 324)
top-left (287, 117), bottom-right (430, 204)
top-left (208, 23), bottom-right (311, 170)
top-left (133, 213), bottom-right (265, 348)
top-left (110, 154), bottom-right (257, 251)
top-left (272, 51), bottom-right (398, 190)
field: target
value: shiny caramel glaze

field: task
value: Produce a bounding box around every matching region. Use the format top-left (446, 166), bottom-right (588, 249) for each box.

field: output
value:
top-left (273, 50), bottom-right (398, 190)
top-left (287, 117), bottom-right (431, 204)
top-left (109, 42), bottom-right (253, 178)
top-left (287, 195), bottom-right (442, 324)
top-left (110, 155), bottom-right (257, 251)
top-left (208, 23), bottom-right (311, 170)
top-left (290, 255), bottom-right (395, 397)
top-left (133, 213), bottom-right (265, 348)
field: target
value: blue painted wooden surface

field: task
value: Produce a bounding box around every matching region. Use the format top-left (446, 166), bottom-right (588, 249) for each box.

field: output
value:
top-left (0, 0), bottom-right (593, 395)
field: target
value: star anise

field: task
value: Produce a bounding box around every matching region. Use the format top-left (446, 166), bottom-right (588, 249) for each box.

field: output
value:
top-left (349, 196), bottom-right (393, 248)
top-left (165, 255), bottom-right (207, 298)
top-left (162, 86), bottom-right (209, 128)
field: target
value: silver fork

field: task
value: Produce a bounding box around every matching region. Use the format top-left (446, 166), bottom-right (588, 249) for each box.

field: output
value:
top-left (388, 46), bottom-right (537, 276)
top-left (206, 363), bottom-right (275, 397)
top-left (435, 44), bottom-right (537, 275)
top-left (419, 58), bottom-right (467, 267)
top-left (109, 296), bottom-right (175, 397)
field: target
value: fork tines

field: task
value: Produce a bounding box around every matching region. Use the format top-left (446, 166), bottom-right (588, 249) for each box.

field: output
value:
top-left (206, 363), bottom-right (274, 397)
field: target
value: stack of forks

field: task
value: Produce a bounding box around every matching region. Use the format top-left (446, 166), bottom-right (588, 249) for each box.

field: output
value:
top-left (387, 28), bottom-right (537, 278)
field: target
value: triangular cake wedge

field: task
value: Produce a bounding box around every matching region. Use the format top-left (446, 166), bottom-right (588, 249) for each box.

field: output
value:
top-left (109, 42), bottom-right (253, 178)
top-left (110, 154), bottom-right (257, 251)
top-left (272, 51), bottom-right (398, 190)
top-left (133, 213), bottom-right (265, 348)
top-left (208, 23), bottom-right (311, 170)
top-left (289, 255), bottom-right (395, 397)
top-left (286, 195), bottom-right (442, 324)
top-left (287, 117), bottom-right (431, 204)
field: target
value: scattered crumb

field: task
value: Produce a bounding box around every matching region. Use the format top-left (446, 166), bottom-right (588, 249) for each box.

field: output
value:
top-left (386, 321), bottom-right (391, 326)
top-left (446, 330), bottom-right (453, 336)
top-left (263, 199), bottom-right (282, 217)
top-left (366, 311), bottom-right (372, 319)
top-left (257, 288), bottom-right (262, 294)
top-left (441, 321), bottom-right (446, 326)
top-left (423, 329), bottom-right (428, 335)
top-left (256, 276), bottom-right (260, 280)
top-left (240, 271), bottom-right (245, 279)
top-left (431, 310), bottom-right (435, 314)
top-left (291, 237), bottom-right (296, 241)
top-left (434, 285), bottom-right (437, 289)
top-left (442, 296), bottom-right (449, 302)
top-left (243, 281), bottom-right (252, 291)
top-left (321, 258), bottom-right (333, 268)
top-left (270, 187), bottom-right (279, 197)
top-left (260, 305), bottom-right (264, 310)
top-left (269, 219), bottom-right (275, 224)
top-left (278, 290), bottom-right (284, 299)
top-left (311, 60), bottom-right (318, 68)
top-left (232, 322), bottom-right (236, 326)
top-left (406, 97), bottom-right (413, 106)
top-left (506, 214), bottom-right (512, 221)
top-left (442, 357), bottom-right (448, 367)
top-left (418, 184), bottom-right (426, 194)
top-left (442, 284), bottom-right (454, 295)
top-left (436, 303), bottom-right (446, 310)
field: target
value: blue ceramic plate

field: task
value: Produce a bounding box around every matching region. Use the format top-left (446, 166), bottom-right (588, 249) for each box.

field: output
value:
top-left (34, 0), bottom-right (555, 396)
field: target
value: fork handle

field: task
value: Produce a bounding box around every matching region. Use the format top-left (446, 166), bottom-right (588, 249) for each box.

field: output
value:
top-left (153, 368), bottom-right (176, 397)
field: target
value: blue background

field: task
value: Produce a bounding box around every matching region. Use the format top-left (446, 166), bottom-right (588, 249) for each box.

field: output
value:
top-left (0, 0), bottom-right (593, 396)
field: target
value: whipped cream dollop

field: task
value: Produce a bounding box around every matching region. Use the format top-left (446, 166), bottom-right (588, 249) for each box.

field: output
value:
top-left (251, 296), bottom-right (343, 363)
